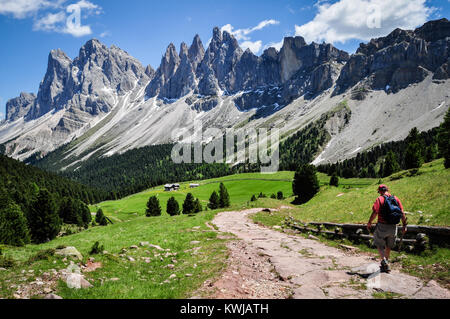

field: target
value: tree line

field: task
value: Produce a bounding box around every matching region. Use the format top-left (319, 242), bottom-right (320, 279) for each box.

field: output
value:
top-left (317, 110), bottom-right (450, 178)
top-left (0, 154), bottom-right (110, 246)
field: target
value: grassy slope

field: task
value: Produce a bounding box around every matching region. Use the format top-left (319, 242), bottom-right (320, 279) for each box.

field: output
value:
top-left (254, 159), bottom-right (449, 227)
top-left (1, 160), bottom-right (448, 298)
top-left (251, 159), bottom-right (450, 288)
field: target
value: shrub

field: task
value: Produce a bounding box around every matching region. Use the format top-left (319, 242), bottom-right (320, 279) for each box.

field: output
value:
top-left (96, 209), bottom-right (108, 226)
top-left (251, 195), bottom-right (257, 202)
top-left (166, 197), bottom-right (180, 216)
top-left (0, 201), bottom-right (30, 246)
top-left (329, 174), bottom-right (339, 187)
top-left (270, 194), bottom-right (277, 199)
top-left (277, 191), bottom-right (284, 200)
top-left (146, 196), bottom-right (162, 217)
top-left (27, 248), bottom-right (56, 264)
top-left (90, 241), bottom-right (104, 255)
top-left (0, 255), bottom-right (16, 268)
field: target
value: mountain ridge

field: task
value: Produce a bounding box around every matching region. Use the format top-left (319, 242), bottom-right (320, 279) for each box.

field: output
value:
top-left (1, 19), bottom-right (449, 167)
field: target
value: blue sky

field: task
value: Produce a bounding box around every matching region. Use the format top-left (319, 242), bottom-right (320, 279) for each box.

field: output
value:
top-left (0, 0), bottom-right (449, 119)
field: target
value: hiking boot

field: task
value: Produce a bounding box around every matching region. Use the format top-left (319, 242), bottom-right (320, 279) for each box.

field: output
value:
top-left (380, 258), bottom-right (391, 273)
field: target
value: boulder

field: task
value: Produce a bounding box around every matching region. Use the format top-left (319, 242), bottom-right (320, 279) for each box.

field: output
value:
top-left (65, 273), bottom-right (93, 289)
top-left (55, 247), bottom-right (83, 260)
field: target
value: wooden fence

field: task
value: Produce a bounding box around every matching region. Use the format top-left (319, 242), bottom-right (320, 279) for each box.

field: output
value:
top-left (283, 217), bottom-right (450, 251)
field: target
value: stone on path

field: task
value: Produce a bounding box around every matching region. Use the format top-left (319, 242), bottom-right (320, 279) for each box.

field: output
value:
top-left (339, 244), bottom-right (358, 252)
top-left (349, 263), bottom-right (380, 277)
top-left (367, 272), bottom-right (423, 296)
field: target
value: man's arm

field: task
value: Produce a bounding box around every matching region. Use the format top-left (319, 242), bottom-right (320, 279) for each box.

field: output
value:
top-left (367, 197), bottom-right (379, 232)
top-left (397, 197), bottom-right (408, 234)
top-left (367, 210), bottom-right (377, 232)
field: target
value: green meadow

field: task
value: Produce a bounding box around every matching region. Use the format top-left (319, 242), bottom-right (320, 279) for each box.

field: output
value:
top-left (0, 159), bottom-right (448, 298)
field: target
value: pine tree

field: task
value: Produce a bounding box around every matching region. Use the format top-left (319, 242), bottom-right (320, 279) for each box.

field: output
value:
top-left (368, 163), bottom-right (376, 178)
top-left (77, 200), bottom-right (92, 228)
top-left (219, 183), bottom-right (230, 208)
top-left (194, 199), bottom-right (203, 213)
top-left (0, 201), bottom-right (30, 246)
top-left (404, 127), bottom-right (424, 169)
top-left (59, 197), bottom-right (82, 226)
top-left (27, 189), bottom-right (61, 243)
top-left (293, 164), bottom-right (320, 204)
top-left (330, 174), bottom-right (339, 187)
top-left (166, 197), bottom-right (180, 216)
top-left (95, 209), bottom-right (108, 226)
top-left (208, 191), bottom-right (220, 210)
top-left (182, 193), bottom-right (196, 215)
top-left (425, 144), bottom-right (437, 163)
top-left (404, 143), bottom-right (423, 169)
top-left (383, 151), bottom-right (400, 177)
top-left (251, 194), bottom-right (257, 202)
top-left (438, 109), bottom-right (450, 168)
top-left (277, 191), bottom-right (284, 200)
top-left (146, 196), bottom-right (161, 217)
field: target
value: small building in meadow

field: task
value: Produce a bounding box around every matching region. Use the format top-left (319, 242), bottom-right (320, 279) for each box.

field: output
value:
top-left (189, 183), bottom-right (200, 188)
top-left (164, 184), bottom-right (180, 191)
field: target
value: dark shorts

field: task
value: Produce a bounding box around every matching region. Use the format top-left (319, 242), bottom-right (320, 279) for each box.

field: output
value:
top-left (374, 223), bottom-right (398, 249)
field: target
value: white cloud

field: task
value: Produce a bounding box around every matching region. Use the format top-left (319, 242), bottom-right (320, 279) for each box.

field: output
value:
top-left (32, 0), bottom-right (101, 37)
top-left (99, 31), bottom-right (111, 38)
top-left (240, 40), bottom-right (262, 54)
top-left (33, 11), bottom-right (65, 31)
top-left (295, 0), bottom-right (433, 44)
top-left (221, 19), bottom-right (279, 41)
top-left (1, 0), bottom-right (101, 37)
top-left (221, 19), bottom-right (279, 54)
top-left (0, 0), bottom-right (64, 18)
top-left (263, 40), bottom-right (284, 51)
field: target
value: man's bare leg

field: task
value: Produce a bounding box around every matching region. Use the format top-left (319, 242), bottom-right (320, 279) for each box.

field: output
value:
top-left (385, 247), bottom-right (391, 260)
top-left (378, 248), bottom-right (386, 260)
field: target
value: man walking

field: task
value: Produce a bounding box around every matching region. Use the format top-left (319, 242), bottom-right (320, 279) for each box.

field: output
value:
top-left (367, 185), bottom-right (407, 273)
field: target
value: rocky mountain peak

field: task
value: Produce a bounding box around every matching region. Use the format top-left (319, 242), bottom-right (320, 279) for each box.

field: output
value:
top-left (262, 47), bottom-right (278, 59)
top-left (334, 18), bottom-right (450, 95)
top-left (180, 42), bottom-right (189, 58)
top-left (145, 65), bottom-right (155, 78)
top-left (414, 18), bottom-right (450, 42)
top-left (212, 27), bottom-right (222, 42)
top-left (76, 38), bottom-right (109, 66)
top-left (188, 34), bottom-right (205, 71)
top-left (5, 92), bottom-right (36, 122)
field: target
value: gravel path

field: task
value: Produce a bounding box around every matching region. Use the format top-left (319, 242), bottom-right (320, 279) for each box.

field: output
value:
top-left (198, 208), bottom-right (450, 299)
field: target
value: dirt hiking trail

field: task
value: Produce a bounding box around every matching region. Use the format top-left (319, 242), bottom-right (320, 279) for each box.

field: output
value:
top-left (196, 208), bottom-right (450, 299)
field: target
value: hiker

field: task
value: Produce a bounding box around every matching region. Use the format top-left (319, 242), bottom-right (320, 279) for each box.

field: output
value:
top-left (367, 185), bottom-right (407, 273)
